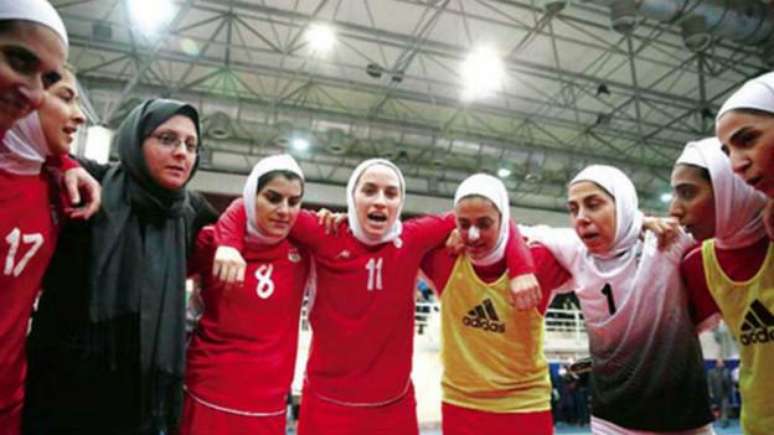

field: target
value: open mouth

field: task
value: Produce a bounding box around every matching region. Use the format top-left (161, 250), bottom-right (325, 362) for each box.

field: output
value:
top-left (367, 212), bottom-right (387, 223)
top-left (580, 232), bottom-right (600, 242)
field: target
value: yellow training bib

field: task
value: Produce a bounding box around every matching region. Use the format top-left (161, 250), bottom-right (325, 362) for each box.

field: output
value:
top-left (440, 256), bottom-right (550, 413)
top-left (702, 241), bottom-right (774, 435)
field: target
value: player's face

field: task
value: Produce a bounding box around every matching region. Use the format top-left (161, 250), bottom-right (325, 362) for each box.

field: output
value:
top-left (455, 196), bottom-right (501, 260)
top-left (38, 69), bottom-right (85, 155)
top-left (567, 181), bottom-right (617, 255)
top-left (0, 21), bottom-right (66, 134)
top-left (716, 110), bottom-right (774, 198)
top-left (354, 164), bottom-right (402, 240)
top-left (669, 164), bottom-right (715, 241)
top-left (142, 115), bottom-right (197, 191)
top-left (254, 174), bottom-right (303, 239)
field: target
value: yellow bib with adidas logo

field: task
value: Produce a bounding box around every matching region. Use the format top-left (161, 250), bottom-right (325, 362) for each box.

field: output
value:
top-left (702, 240), bottom-right (774, 435)
top-left (440, 255), bottom-right (550, 413)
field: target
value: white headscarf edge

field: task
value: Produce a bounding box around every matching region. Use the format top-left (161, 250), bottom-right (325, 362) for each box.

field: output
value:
top-left (0, 111), bottom-right (48, 175)
top-left (570, 165), bottom-right (644, 260)
top-left (676, 137), bottom-right (766, 249)
top-left (717, 72), bottom-right (774, 121)
top-left (242, 154), bottom-right (304, 246)
top-left (454, 173), bottom-right (510, 266)
top-left (0, 0), bottom-right (69, 47)
top-left (346, 158), bottom-right (405, 246)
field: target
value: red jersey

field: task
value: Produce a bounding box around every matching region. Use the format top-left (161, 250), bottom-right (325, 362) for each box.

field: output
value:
top-left (681, 237), bottom-right (770, 327)
top-left (0, 170), bottom-right (58, 410)
top-left (421, 240), bottom-right (570, 314)
top-left (185, 223), bottom-right (310, 415)
top-left (215, 201), bottom-right (535, 405)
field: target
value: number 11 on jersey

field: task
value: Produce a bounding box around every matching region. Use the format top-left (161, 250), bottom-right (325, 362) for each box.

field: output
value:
top-left (365, 257), bottom-right (383, 291)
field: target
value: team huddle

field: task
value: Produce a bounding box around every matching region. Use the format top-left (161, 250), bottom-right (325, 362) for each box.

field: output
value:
top-left (1, 1), bottom-right (772, 435)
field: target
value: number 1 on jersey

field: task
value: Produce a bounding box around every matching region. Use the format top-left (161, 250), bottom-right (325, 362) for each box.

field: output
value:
top-left (365, 257), bottom-right (383, 291)
top-left (601, 283), bottom-right (616, 315)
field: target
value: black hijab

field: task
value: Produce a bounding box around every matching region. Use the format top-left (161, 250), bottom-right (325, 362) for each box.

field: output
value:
top-left (87, 98), bottom-right (200, 382)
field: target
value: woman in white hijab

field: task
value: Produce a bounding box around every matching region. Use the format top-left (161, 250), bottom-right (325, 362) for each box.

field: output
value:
top-left (0, 1), bottom-right (101, 222)
top-left (675, 138), bottom-right (772, 435)
top-left (716, 72), bottom-right (774, 199)
top-left (418, 173), bottom-right (570, 435)
top-left (716, 72), bottom-right (774, 239)
top-left (181, 154), bottom-right (312, 435)
top-left (212, 158), bottom-right (538, 435)
top-left (524, 165), bottom-right (714, 434)
top-left (0, 64), bottom-right (85, 434)
top-left (0, 0), bottom-right (68, 135)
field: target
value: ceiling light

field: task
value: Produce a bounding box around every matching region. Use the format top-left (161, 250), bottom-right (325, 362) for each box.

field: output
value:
top-left (660, 193), bottom-right (673, 203)
top-left (292, 137), bottom-right (310, 152)
top-left (127, 0), bottom-right (175, 36)
top-left (180, 38), bottom-right (200, 56)
top-left (497, 168), bottom-right (512, 178)
top-left (461, 46), bottom-right (505, 101)
top-left (305, 24), bottom-right (335, 54)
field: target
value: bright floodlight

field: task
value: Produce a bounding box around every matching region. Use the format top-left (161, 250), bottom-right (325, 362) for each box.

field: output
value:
top-left (292, 137), bottom-right (310, 152)
top-left (128, 0), bottom-right (175, 36)
top-left (497, 168), bottom-right (512, 178)
top-left (84, 125), bottom-right (113, 164)
top-left (660, 192), bottom-right (673, 203)
top-left (305, 24), bottom-right (335, 54)
top-left (461, 47), bottom-right (505, 101)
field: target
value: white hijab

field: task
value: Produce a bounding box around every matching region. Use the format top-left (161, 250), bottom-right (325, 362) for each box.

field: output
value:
top-left (570, 165), bottom-right (644, 262)
top-left (454, 173), bottom-right (510, 266)
top-left (346, 158), bottom-right (405, 246)
top-left (717, 72), bottom-right (774, 120)
top-left (676, 137), bottom-right (766, 249)
top-left (0, 112), bottom-right (48, 175)
top-left (242, 154), bottom-right (304, 246)
top-left (0, 0), bottom-right (69, 47)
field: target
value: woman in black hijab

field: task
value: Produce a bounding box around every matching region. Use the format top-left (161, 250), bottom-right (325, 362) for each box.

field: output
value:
top-left (23, 99), bottom-right (217, 435)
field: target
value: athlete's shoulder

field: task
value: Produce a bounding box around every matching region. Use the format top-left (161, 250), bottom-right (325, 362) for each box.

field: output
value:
top-left (680, 243), bottom-right (704, 268)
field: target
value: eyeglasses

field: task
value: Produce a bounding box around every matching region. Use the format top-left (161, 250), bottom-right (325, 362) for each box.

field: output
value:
top-left (151, 131), bottom-right (198, 154)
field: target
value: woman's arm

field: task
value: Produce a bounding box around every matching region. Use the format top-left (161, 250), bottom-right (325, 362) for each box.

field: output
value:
top-left (503, 220), bottom-right (541, 310)
top-left (403, 212), bottom-right (458, 252)
top-left (680, 247), bottom-right (721, 332)
top-left (189, 191), bottom-right (219, 233)
top-left (212, 199), bottom-right (329, 252)
top-left (530, 243), bottom-right (573, 314)
top-left (46, 155), bottom-right (103, 219)
top-left (518, 224), bottom-right (582, 272)
top-left (187, 225), bottom-right (216, 278)
top-left (211, 199), bottom-right (330, 285)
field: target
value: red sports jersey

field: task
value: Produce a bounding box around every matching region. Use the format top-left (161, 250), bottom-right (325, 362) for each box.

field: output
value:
top-left (421, 241), bottom-right (570, 314)
top-left (682, 237), bottom-right (769, 325)
top-left (0, 171), bottom-right (58, 415)
top-left (46, 154), bottom-right (79, 172)
top-left (441, 402), bottom-right (553, 435)
top-left (179, 395), bottom-right (286, 435)
top-left (184, 223), bottom-right (310, 415)
top-left (215, 200), bottom-right (534, 405)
